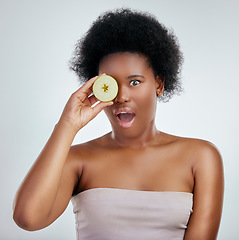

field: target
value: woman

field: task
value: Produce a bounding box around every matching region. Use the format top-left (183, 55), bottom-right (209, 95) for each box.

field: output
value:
top-left (13, 8), bottom-right (224, 240)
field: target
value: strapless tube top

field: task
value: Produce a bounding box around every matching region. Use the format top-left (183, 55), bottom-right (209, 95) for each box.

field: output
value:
top-left (71, 188), bottom-right (193, 240)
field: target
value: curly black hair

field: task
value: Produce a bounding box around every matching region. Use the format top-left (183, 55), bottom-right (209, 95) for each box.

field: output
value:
top-left (69, 8), bottom-right (183, 102)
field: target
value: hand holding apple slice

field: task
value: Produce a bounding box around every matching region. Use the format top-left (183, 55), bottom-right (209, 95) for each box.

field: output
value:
top-left (93, 75), bottom-right (118, 102)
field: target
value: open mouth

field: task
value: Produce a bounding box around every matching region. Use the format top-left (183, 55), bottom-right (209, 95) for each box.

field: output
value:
top-left (117, 113), bottom-right (135, 122)
top-left (116, 112), bottom-right (135, 128)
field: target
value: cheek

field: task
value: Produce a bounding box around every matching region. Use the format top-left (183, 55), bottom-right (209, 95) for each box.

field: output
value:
top-left (103, 108), bottom-right (113, 120)
top-left (139, 83), bottom-right (157, 103)
top-left (136, 87), bottom-right (157, 115)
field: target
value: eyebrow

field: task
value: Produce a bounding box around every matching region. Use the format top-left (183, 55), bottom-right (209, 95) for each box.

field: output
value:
top-left (127, 75), bottom-right (145, 79)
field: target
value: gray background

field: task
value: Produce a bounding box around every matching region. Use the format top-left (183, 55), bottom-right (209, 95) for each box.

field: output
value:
top-left (1, 0), bottom-right (238, 239)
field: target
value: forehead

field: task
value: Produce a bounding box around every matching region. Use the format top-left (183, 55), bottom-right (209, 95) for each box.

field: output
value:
top-left (98, 52), bottom-right (153, 76)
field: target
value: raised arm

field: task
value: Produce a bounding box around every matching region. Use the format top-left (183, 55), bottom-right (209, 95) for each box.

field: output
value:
top-left (13, 75), bottom-right (113, 231)
top-left (184, 141), bottom-right (224, 240)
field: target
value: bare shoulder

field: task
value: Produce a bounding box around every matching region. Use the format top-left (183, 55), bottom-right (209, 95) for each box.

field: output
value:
top-left (68, 132), bottom-right (111, 159)
top-left (159, 132), bottom-right (223, 173)
top-left (179, 137), bottom-right (223, 170)
top-left (64, 137), bottom-right (104, 174)
top-left (165, 132), bottom-right (222, 161)
top-left (170, 134), bottom-right (224, 197)
top-left (163, 132), bottom-right (219, 150)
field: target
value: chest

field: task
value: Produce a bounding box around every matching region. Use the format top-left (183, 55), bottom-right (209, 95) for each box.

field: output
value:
top-left (78, 146), bottom-right (194, 192)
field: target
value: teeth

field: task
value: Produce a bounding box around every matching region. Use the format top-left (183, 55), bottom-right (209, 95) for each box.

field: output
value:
top-left (117, 112), bottom-right (131, 115)
top-left (115, 109), bottom-right (135, 116)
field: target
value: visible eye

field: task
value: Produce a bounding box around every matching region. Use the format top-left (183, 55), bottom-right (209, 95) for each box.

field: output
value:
top-left (129, 80), bottom-right (141, 86)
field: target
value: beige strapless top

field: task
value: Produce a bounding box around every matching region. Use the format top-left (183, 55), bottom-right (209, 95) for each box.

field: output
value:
top-left (71, 188), bottom-right (193, 240)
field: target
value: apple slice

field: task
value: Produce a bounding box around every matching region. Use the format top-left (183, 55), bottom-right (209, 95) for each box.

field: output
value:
top-left (93, 75), bottom-right (118, 102)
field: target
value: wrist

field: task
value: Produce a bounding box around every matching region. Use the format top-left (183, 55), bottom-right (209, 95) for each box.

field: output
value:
top-left (56, 117), bottom-right (81, 135)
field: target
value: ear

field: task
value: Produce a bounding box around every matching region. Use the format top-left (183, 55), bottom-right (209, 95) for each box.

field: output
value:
top-left (155, 75), bottom-right (164, 96)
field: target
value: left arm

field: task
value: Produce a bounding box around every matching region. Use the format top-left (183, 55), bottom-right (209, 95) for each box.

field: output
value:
top-left (184, 141), bottom-right (224, 240)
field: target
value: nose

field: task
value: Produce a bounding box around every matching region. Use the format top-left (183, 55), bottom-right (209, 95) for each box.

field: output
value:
top-left (114, 84), bottom-right (130, 103)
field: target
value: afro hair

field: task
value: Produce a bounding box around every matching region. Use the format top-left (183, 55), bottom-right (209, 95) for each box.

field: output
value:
top-left (69, 8), bottom-right (183, 102)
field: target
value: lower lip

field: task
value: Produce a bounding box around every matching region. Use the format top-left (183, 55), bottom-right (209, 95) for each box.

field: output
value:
top-left (116, 116), bottom-right (135, 128)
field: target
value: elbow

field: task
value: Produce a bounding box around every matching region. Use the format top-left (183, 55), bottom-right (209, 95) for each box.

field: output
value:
top-left (12, 196), bottom-right (49, 231)
top-left (13, 206), bottom-right (45, 231)
top-left (13, 211), bottom-right (35, 231)
top-left (12, 192), bottom-right (37, 231)
top-left (12, 194), bottom-right (53, 231)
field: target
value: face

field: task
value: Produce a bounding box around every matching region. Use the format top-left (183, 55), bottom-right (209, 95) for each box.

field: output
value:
top-left (98, 52), bottom-right (164, 139)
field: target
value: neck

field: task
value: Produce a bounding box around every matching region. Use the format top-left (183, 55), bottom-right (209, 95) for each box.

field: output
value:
top-left (110, 123), bottom-right (159, 149)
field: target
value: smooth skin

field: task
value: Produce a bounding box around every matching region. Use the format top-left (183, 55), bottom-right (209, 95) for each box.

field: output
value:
top-left (13, 52), bottom-right (224, 239)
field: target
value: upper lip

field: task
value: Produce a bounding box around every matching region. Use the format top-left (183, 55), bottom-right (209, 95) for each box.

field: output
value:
top-left (113, 107), bottom-right (135, 116)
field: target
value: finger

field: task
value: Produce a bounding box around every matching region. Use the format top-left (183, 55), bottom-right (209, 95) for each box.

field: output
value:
top-left (78, 73), bottom-right (107, 95)
top-left (91, 101), bottom-right (114, 116)
top-left (88, 94), bottom-right (100, 106)
top-left (80, 76), bottom-right (98, 93)
top-left (73, 75), bottom-right (99, 98)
